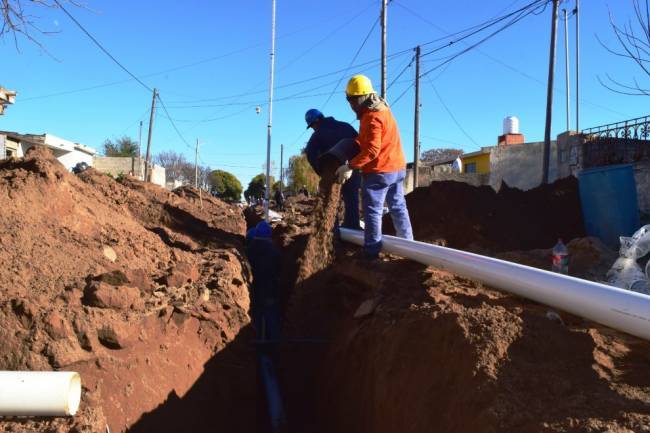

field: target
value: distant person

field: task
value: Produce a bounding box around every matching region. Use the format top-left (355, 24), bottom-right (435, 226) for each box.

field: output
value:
top-left (274, 188), bottom-right (285, 211)
top-left (452, 156), bottom-right (463, 173)
top-left (304, 108), bottom-right (361, 229)
top-left (336, 74), bottom-right (413, 259)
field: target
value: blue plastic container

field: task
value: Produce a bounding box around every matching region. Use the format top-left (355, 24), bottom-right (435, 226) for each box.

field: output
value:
top-left (578, 164), bottom-right (640, 247)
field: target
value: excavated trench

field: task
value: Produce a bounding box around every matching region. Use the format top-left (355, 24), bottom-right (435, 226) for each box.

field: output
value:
top-left (2, 149), bottom-right (650, 433)
top-left (250, 178), bottom-right (650, 433)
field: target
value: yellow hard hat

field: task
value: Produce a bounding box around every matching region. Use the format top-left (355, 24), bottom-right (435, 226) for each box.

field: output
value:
top-left (345, 74), bottom-right (375, 96)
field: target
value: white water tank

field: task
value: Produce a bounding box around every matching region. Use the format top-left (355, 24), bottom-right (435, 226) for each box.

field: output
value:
top-left (503, 116), bottom-right (520, 135)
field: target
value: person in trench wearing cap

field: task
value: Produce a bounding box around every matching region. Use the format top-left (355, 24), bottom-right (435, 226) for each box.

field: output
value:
top-left (304, 108), bottom-right (362, 230)
top-left (336, 74), bottom-right (414, 260)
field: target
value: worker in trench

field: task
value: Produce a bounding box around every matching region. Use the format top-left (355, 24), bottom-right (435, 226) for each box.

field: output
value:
top-left (304, 108), bottom-right (362, 230)
top-left (335, 74), bottom-right (414, 259)
top-left (245, 221), bottom-right (282, 341)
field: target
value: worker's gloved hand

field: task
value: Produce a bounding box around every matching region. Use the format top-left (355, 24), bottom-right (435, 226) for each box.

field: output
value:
top-left (336, 164), bottom-right (353, 183)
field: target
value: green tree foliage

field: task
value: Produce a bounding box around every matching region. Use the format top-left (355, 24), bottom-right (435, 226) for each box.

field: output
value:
top-left (103, 136), bottom-right (139, 157)
top-left (287, 154), bottom-right (318, 193)
top-left (245, 173), bottom-right (275, 201)
top-left (209, 170), bottom-right (243, 202)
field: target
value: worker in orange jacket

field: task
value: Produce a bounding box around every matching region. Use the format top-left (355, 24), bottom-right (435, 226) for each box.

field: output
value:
top-left (336, 74), bottom-right (413, 259)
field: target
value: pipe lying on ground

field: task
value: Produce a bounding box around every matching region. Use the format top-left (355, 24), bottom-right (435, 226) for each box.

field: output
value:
top-left (339, 229), bottom-right (650, 341)
top-left (0, 371), bottom-right (81, 416)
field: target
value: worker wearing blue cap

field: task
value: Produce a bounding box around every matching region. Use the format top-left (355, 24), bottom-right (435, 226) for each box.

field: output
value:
top-left (246, 221), bottom-right (282, 340)
top-left (304, 108), bottom-right (362, 229)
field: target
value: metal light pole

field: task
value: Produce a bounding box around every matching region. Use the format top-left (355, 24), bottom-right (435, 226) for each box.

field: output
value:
top-left (413, 46), bottom-right (421, 190)
top-left (264, 0), bottom-right (277, 221)
top-left (575, 0), bottom-right (580, 132)
top-left (381, 0), bottom-right (388, 99)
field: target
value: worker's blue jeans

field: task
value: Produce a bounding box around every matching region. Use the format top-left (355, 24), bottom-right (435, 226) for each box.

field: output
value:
top-left (341, 170), bottom-right (361, 229)
top-left (362, 170), bottom-right (413, 257)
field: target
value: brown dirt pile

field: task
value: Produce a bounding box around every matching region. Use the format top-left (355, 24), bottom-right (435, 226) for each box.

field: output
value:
top-left (0, 147), bottom-right (255, 433)
top-left (389, 177), bottom-right (585, 252)
top-left (275, 197), bottom-right (650, 433)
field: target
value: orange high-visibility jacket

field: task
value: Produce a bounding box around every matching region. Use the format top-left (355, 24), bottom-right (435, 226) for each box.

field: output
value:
top-left (349, 108), bottom-right (406, 174)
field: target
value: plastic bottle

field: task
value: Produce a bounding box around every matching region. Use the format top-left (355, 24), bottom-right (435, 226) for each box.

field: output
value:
top-left (552, 239), bottom-right (569, 275)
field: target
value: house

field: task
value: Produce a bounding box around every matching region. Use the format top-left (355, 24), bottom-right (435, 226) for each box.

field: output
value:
top-left (460, 148), bottom-right (491, 174)
top-left (0, 87), bottom-right (17, 115)
top-left (0, 131), bottom-right (96, 170)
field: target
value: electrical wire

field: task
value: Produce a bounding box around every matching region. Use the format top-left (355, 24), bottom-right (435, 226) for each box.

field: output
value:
top-left (156, 95), bottom-right (194, 150)
top-left (321, 15), bottom-right (382, 108)
top-left (426, 75), bottom-right (480, 147)
top-left (52, 0), bottom-right (153, 93)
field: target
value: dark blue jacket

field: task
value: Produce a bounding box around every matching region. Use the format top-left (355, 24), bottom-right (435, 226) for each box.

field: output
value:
top-left (305, 117), bottom-right (358, 175)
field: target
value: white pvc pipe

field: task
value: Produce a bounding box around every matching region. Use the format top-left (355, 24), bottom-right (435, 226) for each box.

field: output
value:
top-left (0, 371), bottom-right (81, 416)
top-left (340, 229), bottom-right (650, 341)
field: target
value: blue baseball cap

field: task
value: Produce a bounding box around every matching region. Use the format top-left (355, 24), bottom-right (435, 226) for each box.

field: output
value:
top-left (255, 220), bottom-right (272, 238)
top-left (305, 108), bottom-right (324, 129)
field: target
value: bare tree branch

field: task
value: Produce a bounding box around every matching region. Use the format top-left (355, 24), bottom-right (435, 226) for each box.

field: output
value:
top-left (600, 1), bottom-right (650, 96)
top-left (0, 0), bottom-right (84, 52)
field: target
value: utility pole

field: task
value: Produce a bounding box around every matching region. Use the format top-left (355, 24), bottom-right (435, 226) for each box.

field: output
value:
top-left (563, 8), bottom-right (570, 132)
top-left (194, 139), bottom-right (199, 189)
top-left (413, 46), bottom-right (421, 190)
top-left (575, 0), bottom-right (580, 132)
top-left (264, 0), bottom-right (277, 221)
top-left (144, 88), bottom-right (157, 183)
top-left (542, 0), bottom-right (559, 185)
top-left (381, 0), bottom-right (388, 99)
top-left (138, 121), bottom-right (143, 158)
top-left (280, 143), bottom-right (284, 191)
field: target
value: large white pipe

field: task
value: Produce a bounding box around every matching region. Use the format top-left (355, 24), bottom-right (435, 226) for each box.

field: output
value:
top-left (339, 229), bottom-right (650, 341)
top-left (0, 371), bottom-right (81, 416)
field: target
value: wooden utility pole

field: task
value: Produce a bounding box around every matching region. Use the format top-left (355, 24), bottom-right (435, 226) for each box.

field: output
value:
top-left (381, 0), bottom-right (388, 99)
top-left (194, 139), bottom-right (199, 189)
top-left (542, 0), bottom-right (559, 185)
top-left (413, 46), bottom-right (421, 190)
top-left (280, 143), bottom-right (284, 191)
top-left (575, 0), bottom-right (580, 132)
top-left (144, 88), bottom-right (157, 183)
top-left (563, 8), bottom-right (570, 131)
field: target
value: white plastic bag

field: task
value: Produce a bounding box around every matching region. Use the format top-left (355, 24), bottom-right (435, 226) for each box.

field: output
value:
top-left (619, 225), bottom-right (650, 259)
top-left (606, 257), bottom-right (646, 290)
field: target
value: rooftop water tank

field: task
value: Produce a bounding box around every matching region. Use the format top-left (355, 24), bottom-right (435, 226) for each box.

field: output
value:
top-left (503, 116), bottom-right (520, 135)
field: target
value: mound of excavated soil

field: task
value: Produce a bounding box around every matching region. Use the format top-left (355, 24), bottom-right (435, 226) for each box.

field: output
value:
top-left (388, 177), bottom-right (585, 252)
top-left (276, 196), bottom-right (650, 433)
top-left (0, 147), bottom-right (254, 433)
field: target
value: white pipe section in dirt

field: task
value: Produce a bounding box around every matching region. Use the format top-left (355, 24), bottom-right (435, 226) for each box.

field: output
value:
top-left (339, 229), bottom-right (650, 341)
top-left (0, 371), bottom-right (81, 416)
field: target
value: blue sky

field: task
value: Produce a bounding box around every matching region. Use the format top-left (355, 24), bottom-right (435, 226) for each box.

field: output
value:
top-left (1, 0), bottom-right (647, 188)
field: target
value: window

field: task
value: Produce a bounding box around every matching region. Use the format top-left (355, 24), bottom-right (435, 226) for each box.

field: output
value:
top-left (465, 162), bottom-right (477, 173)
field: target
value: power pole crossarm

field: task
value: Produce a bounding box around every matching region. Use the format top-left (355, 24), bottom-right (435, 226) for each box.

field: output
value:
top-left (542, 0), bottom-right (559, 185)
top-left (144, 88), bottom-right (157, 183)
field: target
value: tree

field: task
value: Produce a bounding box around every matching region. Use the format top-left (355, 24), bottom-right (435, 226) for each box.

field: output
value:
top-left (209, 170), bottom-right (243, 202)
top-left (245, 173), bottom-right (275, 201)
top-left (154, 151), bottom-right (191, 183)
top-left (1, 1), bottom-right (82, 50)
top-left (420, 148), bottom-right (464, 165)
top-left (599, 1), bottom-right (650, 95)
top-left (287, 154), bottom-right (319, 193)
top-left (102, 136), bottom-right (139, 157)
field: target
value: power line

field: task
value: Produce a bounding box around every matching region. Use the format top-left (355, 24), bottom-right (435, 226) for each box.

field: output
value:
top-left (321, 14), bottom-right (382, 108)
top-left (156, 94), bottom-right (194, 150)
top-left (426, 75), bottom-right (480, 147)
top-left (52, 0), bottom-right (153, 93)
